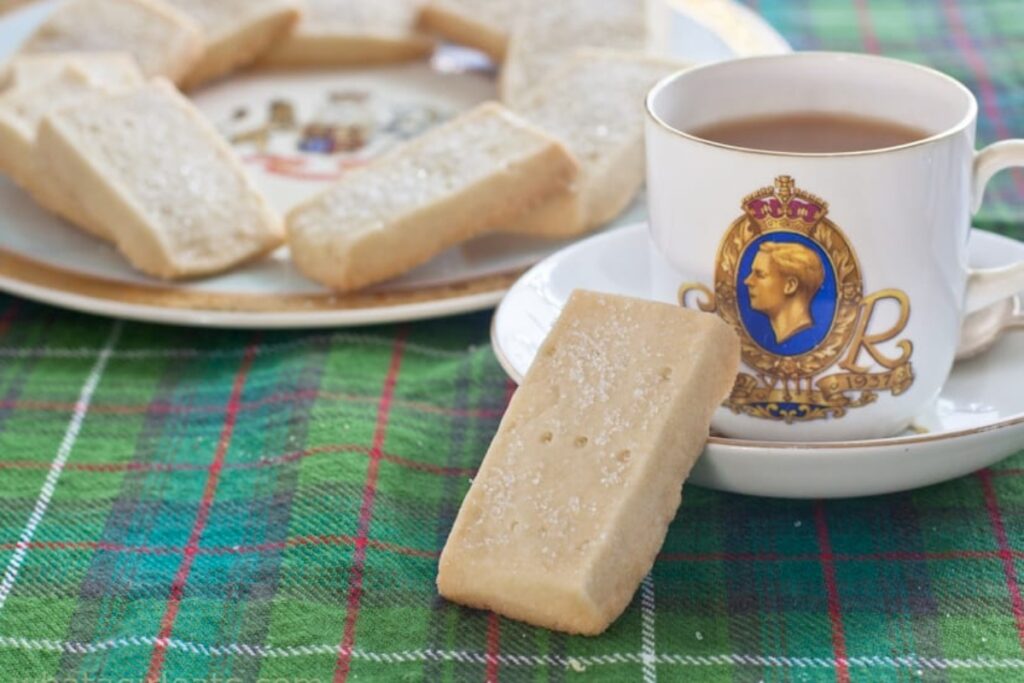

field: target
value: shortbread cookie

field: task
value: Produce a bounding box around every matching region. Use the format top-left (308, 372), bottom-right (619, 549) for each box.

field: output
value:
top-left (38, 79), bottom-right (284, 279)
top-left (19, 0), bottom-right (203, 85)
top-left (161, 0), bottom-right (303, 88)
top-left (438, 290), bottom-right (740, 635)
top-left (417, 0), bottom-right (519, 61)
top-left (287, 101), bottom-right (577, 292)
top-left (0, 0), bottom-right (32, 17)
top-left (508, 50), bottom-right (684, 237)
top-left (500, 0), bottom-right (647, 106)
top-left (0, 65), bottom-right (141, 239)
top-left (3, 52), bottom-right (142, 90)
top-left (0, 67), bottom-right (97, 229)
top-left (259, 0), bottom-right (433, 67)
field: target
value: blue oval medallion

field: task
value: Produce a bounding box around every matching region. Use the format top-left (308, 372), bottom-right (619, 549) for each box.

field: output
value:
top-left (736, 232), bottom-right (837, 357)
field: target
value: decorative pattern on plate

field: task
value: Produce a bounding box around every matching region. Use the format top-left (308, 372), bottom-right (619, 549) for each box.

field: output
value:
top-left (219, 89), bottom-right (451, 182)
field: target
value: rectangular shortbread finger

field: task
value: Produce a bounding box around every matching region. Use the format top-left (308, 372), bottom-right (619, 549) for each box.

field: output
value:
top-left (19, 0), bottom-right (203, 85)
top-left (499, 0), bottom-right (646, 107)
top-left (0, 67), bottom-right (96, 189)
top-left (37, 79), bottom-right (284, 279)
top-left (417, 0), bottom-right (519, 61)
top-left (507, 50), bottom-right (684, 237)
top-left (0, 65), bottom-right (140, 240)
top-left (286, 101), bottom-right (577, 292)
top-left (161, 0), bottom-right (303, 88)
top-left (3, 52), bottom-right (142, 90)
top-left (437, 290), bottom-right (740, 635)
top-left (259, 0), bottom-right (433, 68)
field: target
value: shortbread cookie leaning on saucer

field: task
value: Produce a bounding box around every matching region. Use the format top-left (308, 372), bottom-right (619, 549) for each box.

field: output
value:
top-left (0, 0), bottom-right (31, 15)
top-left (438, 290), bottom-right (741, 635)
top-left (417, 0), bottom-right (520, 62)
top-left (2, 52), bottom-right (143, 90)
top-left (18, 0), bottom-right (203, 85)
top-left (499, 0), bottom-right (647, 107)
top-left (37, 79), bottom-right (284, 279)
top-left (259, 0), bottom-right (434, 67)
top-left (287, 101), bottom-right (578, 292)
top-left (160, 0), bottom-right (303, 88)
top-left (506, 50), bottom-right (685, 238)
top-left (0, 62), bottom-right (143, 240)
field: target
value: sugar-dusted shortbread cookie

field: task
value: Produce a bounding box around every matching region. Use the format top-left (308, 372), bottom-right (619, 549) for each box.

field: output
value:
top-left (0, 62), bottom-right (142, 239)
top-left (508, 50), bottom-right (684, 237)
top-left (500, 0), bottom-right (646, 106)
top-left (260, 0), bottom-right (433, 68)
top-left (3, 51), bottom-right (141, 90)
top-left (19, 0), bottom-right (203, 85)
top-left (287, 101), bottom-right (577, 292)
top-left (161, 0), bottom-right (303, 88)
top-left (38, 80), bottom-right (284, 278)
top-left (438, 290), bottom-right (740, 635)
top-left (417, 0), bottom-right (519, 61)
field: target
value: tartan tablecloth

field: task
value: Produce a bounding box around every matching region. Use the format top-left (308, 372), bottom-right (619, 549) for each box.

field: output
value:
top-left (2, 1), bottom-right (1024, 682)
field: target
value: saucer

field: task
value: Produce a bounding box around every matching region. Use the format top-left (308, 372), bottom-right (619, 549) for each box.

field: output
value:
top-left (491, 223), bottom-right (1024, 499)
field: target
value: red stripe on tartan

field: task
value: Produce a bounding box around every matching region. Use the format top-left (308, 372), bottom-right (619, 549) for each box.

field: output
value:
top-left (0, 303), bottom-right (18, 338)
top-left (144, 343), bottom-right (258, 683)
top-left (0, 394), bottom-right (504, 419)
top-left (334, 330), bottom-right (408, 683)
top-left (942, 0), bottom-right (1024, 197)
top-left (0, 535), bottom-right (440, 559)
top-left (486, 612), bottom-right (501, 683)
top-left (814, 503), bottom-right (849, 683)
top-left (9, 540), bottom-right (1022, 564)
top-left (0, 444), bottom-right (476, 478)
top-left (853, 0), bottom-right (881, 54)
top-left (978, 469), bottom-right (1024, 650)
top-left (290, 534), bottom-right (438, 559)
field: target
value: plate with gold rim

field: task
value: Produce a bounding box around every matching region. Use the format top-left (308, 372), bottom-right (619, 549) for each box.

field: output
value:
top-left (0, 0), bottom-right (788, 329)
top-left (491, 222), bottom-right (1024, 499)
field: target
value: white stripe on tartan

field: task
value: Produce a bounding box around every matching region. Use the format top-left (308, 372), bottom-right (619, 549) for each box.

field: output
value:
top-left (0, 321), bottom-right (122, 613)
top-left (0, 636), bottom-right (1023, 670)
top-left (640, 573), bottom-right (656, 683)
top-left (0, 333), bottom-right (467, 361)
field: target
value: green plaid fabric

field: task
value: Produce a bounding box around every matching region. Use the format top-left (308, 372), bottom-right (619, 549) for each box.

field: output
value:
top-left (1, 1), bottom-right (1024, 682)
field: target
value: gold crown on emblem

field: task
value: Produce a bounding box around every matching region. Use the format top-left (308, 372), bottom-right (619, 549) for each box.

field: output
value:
top-left (742, 175), bottom-right (829, 233)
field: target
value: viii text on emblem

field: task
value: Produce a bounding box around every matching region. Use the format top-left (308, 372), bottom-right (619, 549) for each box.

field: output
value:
top-left (679, 176), bottom-right (914, 423)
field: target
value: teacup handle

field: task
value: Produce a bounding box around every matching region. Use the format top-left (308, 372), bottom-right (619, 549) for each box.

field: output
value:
top-left (966, 140), bottom-right (1024, 314)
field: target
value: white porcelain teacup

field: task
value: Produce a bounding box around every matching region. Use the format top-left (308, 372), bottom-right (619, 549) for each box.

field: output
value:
top-left (645, 52), bottom-right (1024, 442)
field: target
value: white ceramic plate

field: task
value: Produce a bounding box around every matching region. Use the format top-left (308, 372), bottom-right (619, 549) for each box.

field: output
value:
top-left (0, 0), bottom-right (789, 329)
top-left (491, 223), bottom-right (1024, 499)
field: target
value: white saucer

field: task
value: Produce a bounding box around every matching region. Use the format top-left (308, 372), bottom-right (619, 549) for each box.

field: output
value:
top-left (491, 223), bottom-right (1024, 499)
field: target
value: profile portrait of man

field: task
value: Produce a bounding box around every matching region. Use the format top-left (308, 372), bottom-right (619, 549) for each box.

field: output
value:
top-left (743, 241), bottom-right (826, 344)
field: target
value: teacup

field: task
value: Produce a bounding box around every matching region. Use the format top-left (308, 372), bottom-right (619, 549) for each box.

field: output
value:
top-left (645, 52), bottom-right (1024, 442)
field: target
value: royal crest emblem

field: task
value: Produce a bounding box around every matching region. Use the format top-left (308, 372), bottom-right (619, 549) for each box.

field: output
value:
top-left (219, 90), bottom-right (449, 182)
top-left (680, 176), bottom-right (915, 423)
